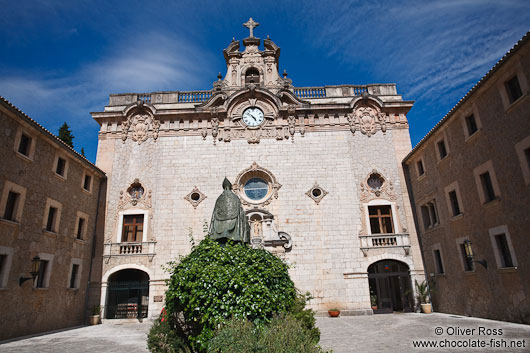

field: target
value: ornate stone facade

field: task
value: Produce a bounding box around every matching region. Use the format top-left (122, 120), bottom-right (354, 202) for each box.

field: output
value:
top-left (92, 20), bottom-right (424, 319)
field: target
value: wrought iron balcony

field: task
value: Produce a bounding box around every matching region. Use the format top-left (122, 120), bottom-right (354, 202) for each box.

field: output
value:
top-left (359, 233), bottom-right (410, 257)
top-left (103, 241), bottom-right (156, 263)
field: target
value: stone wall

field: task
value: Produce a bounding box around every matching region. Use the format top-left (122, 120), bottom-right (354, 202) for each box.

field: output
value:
top-left (404, 38), bottom-right (530, 323)
top-left (0, 101), bottom-right (105, 340)
top-left (97, 123), bottom-right (424, 317)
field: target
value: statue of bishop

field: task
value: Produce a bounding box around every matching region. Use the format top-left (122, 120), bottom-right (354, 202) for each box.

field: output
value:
top-left (209, 178), bottom-right (250, 244)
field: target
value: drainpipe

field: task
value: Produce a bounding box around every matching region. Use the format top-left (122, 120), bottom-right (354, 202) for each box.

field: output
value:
top-left (84, 176), bottom-right (105, 324)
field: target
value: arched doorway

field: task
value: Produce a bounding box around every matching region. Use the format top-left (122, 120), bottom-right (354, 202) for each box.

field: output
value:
top-left (106, 269), bottom-right (149, 319)
top-left (368, 260), bottom-right (413, 314)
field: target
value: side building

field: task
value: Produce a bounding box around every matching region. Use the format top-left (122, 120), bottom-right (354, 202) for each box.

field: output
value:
top-left (91, 21), bottom-right (425, 320)
top-left (403, 32), bottom-right (530, 323)
top-left (0, 97), bottom-right (106, 340)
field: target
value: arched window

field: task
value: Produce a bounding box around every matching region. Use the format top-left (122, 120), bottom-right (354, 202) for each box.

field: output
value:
top-left (245, 67), bottom-right (260, 85)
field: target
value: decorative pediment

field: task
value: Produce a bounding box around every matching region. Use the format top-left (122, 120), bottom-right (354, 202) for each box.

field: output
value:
top-left (225, 88), bottom-right (281, 117)
top-left (277, 89), bottom-right (308, 105)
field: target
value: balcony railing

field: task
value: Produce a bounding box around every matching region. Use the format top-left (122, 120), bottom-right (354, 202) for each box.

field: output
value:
top-left (103, 241), bottom-right (156, 263)
top-left (359, 233), bottom-right (410, 257)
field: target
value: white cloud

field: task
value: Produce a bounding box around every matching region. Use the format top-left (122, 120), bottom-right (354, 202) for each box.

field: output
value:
top-left (83, 33), bottom-right (211, 93)
top-left (0, 31), bottom-right (214, 160)
top-left (298, 0), bottom-right (530, 107)
top-left (0, 32), bottom-right (213, 128)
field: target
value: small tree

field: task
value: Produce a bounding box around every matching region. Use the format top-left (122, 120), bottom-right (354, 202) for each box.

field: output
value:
top-left (58, 122), bottom-right (74, 148)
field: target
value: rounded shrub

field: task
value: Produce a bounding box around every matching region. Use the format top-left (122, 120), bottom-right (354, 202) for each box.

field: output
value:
top-left (163, 237), bottom-right (297, 351)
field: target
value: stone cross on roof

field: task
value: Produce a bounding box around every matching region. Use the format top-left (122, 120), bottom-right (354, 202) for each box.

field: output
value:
top-left (243, 17), bottom-right (259, 38)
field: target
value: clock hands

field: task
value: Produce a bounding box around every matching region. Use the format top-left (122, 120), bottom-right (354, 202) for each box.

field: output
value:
top-left (243, 108), bottom-right (263, 126)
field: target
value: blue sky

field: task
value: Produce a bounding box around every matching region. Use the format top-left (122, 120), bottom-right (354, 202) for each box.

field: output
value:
top-left (1, 0), bottom-right (529, 162)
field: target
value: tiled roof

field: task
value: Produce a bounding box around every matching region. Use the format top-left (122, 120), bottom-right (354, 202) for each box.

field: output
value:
top-left (0, 95), bottom-right (106, 176)
top-left (403, 30), bottom-right (530, 163)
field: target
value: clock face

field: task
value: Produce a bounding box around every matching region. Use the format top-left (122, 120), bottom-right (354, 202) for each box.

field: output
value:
top-left (242, 107), bottom-right (265, 127)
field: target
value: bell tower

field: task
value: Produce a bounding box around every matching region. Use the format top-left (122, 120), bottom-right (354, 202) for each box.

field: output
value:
top-left (221, 18), bottom-right (284, 92)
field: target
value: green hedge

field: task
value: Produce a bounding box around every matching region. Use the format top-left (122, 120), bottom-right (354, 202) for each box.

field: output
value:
top-left (163, 238), bottom-right (298, 351)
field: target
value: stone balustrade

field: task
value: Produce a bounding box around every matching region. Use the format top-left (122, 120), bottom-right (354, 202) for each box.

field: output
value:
top-left (359, 233), bottom-right (410, 256)
top-left (294, 87), bottom-right (327, 98)
top-left (103, 241), bottom-right (156, 263)
top-left (177, 90), bottom-right (212, 103)
top-left (107, 84), bottom-right (397, 106)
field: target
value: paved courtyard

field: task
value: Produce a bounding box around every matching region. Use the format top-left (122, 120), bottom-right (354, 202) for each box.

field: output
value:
top-left (0, 313), bottom-right (528, 352)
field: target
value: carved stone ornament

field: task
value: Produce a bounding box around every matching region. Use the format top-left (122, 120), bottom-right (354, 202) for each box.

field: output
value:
top-left (359, 170), bottom-right (396, 203)
top-left (121, 112), bottom-right (160, 144)
top-left (287, 116), bottom-right (296, 142)
top-left (184, 186), bottom-right (207, 209)
top-left (347, 114), bottom-right (356, 134)
top-left (118, 179), bottom-right (153, 210)
top-left (233, 162), bottom-right (282, 207)
top-left (305, 182), bottom-right (329, 204)
top-left (287, 104), bottom-right (297, 142)
top-left (351, 106), bottom-right (387, 137)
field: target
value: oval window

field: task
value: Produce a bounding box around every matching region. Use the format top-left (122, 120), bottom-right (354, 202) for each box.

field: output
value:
top-left (244, 178), bottom-right (269, 200)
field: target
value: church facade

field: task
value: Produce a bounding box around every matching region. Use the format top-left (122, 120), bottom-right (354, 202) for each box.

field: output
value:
top-left (91, 19), bottom-right (425, 318)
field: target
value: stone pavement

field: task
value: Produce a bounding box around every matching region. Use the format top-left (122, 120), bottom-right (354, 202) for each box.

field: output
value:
top-left (0, 313), bottom-right (529, 352)
top-left (0, 322), bottom-right (151, 353)
top-left (317, 313), bottom-right (530, 353)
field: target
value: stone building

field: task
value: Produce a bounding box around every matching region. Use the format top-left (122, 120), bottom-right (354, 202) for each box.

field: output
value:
top-left (91, 19), bottom-right (425, 319)
top-left (0, 97), bottom-right (106, 339)
top-left (403, 32), bottom-right (530, 323)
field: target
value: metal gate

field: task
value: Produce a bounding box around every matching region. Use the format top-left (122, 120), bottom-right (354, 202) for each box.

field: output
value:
top-left (368, 260), bottom-right (413, 314)
top-left (106, 280), bottom-right (149, 319)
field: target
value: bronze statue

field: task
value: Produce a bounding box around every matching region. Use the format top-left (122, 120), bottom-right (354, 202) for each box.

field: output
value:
top-left (209, 178), bottom-right (250, 244)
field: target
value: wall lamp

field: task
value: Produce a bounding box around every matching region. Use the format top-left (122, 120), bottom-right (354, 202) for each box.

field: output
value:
top-left (19, 255), bottom-right (41, 286)
top-left (463, 240), bottom-right (487, 269)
